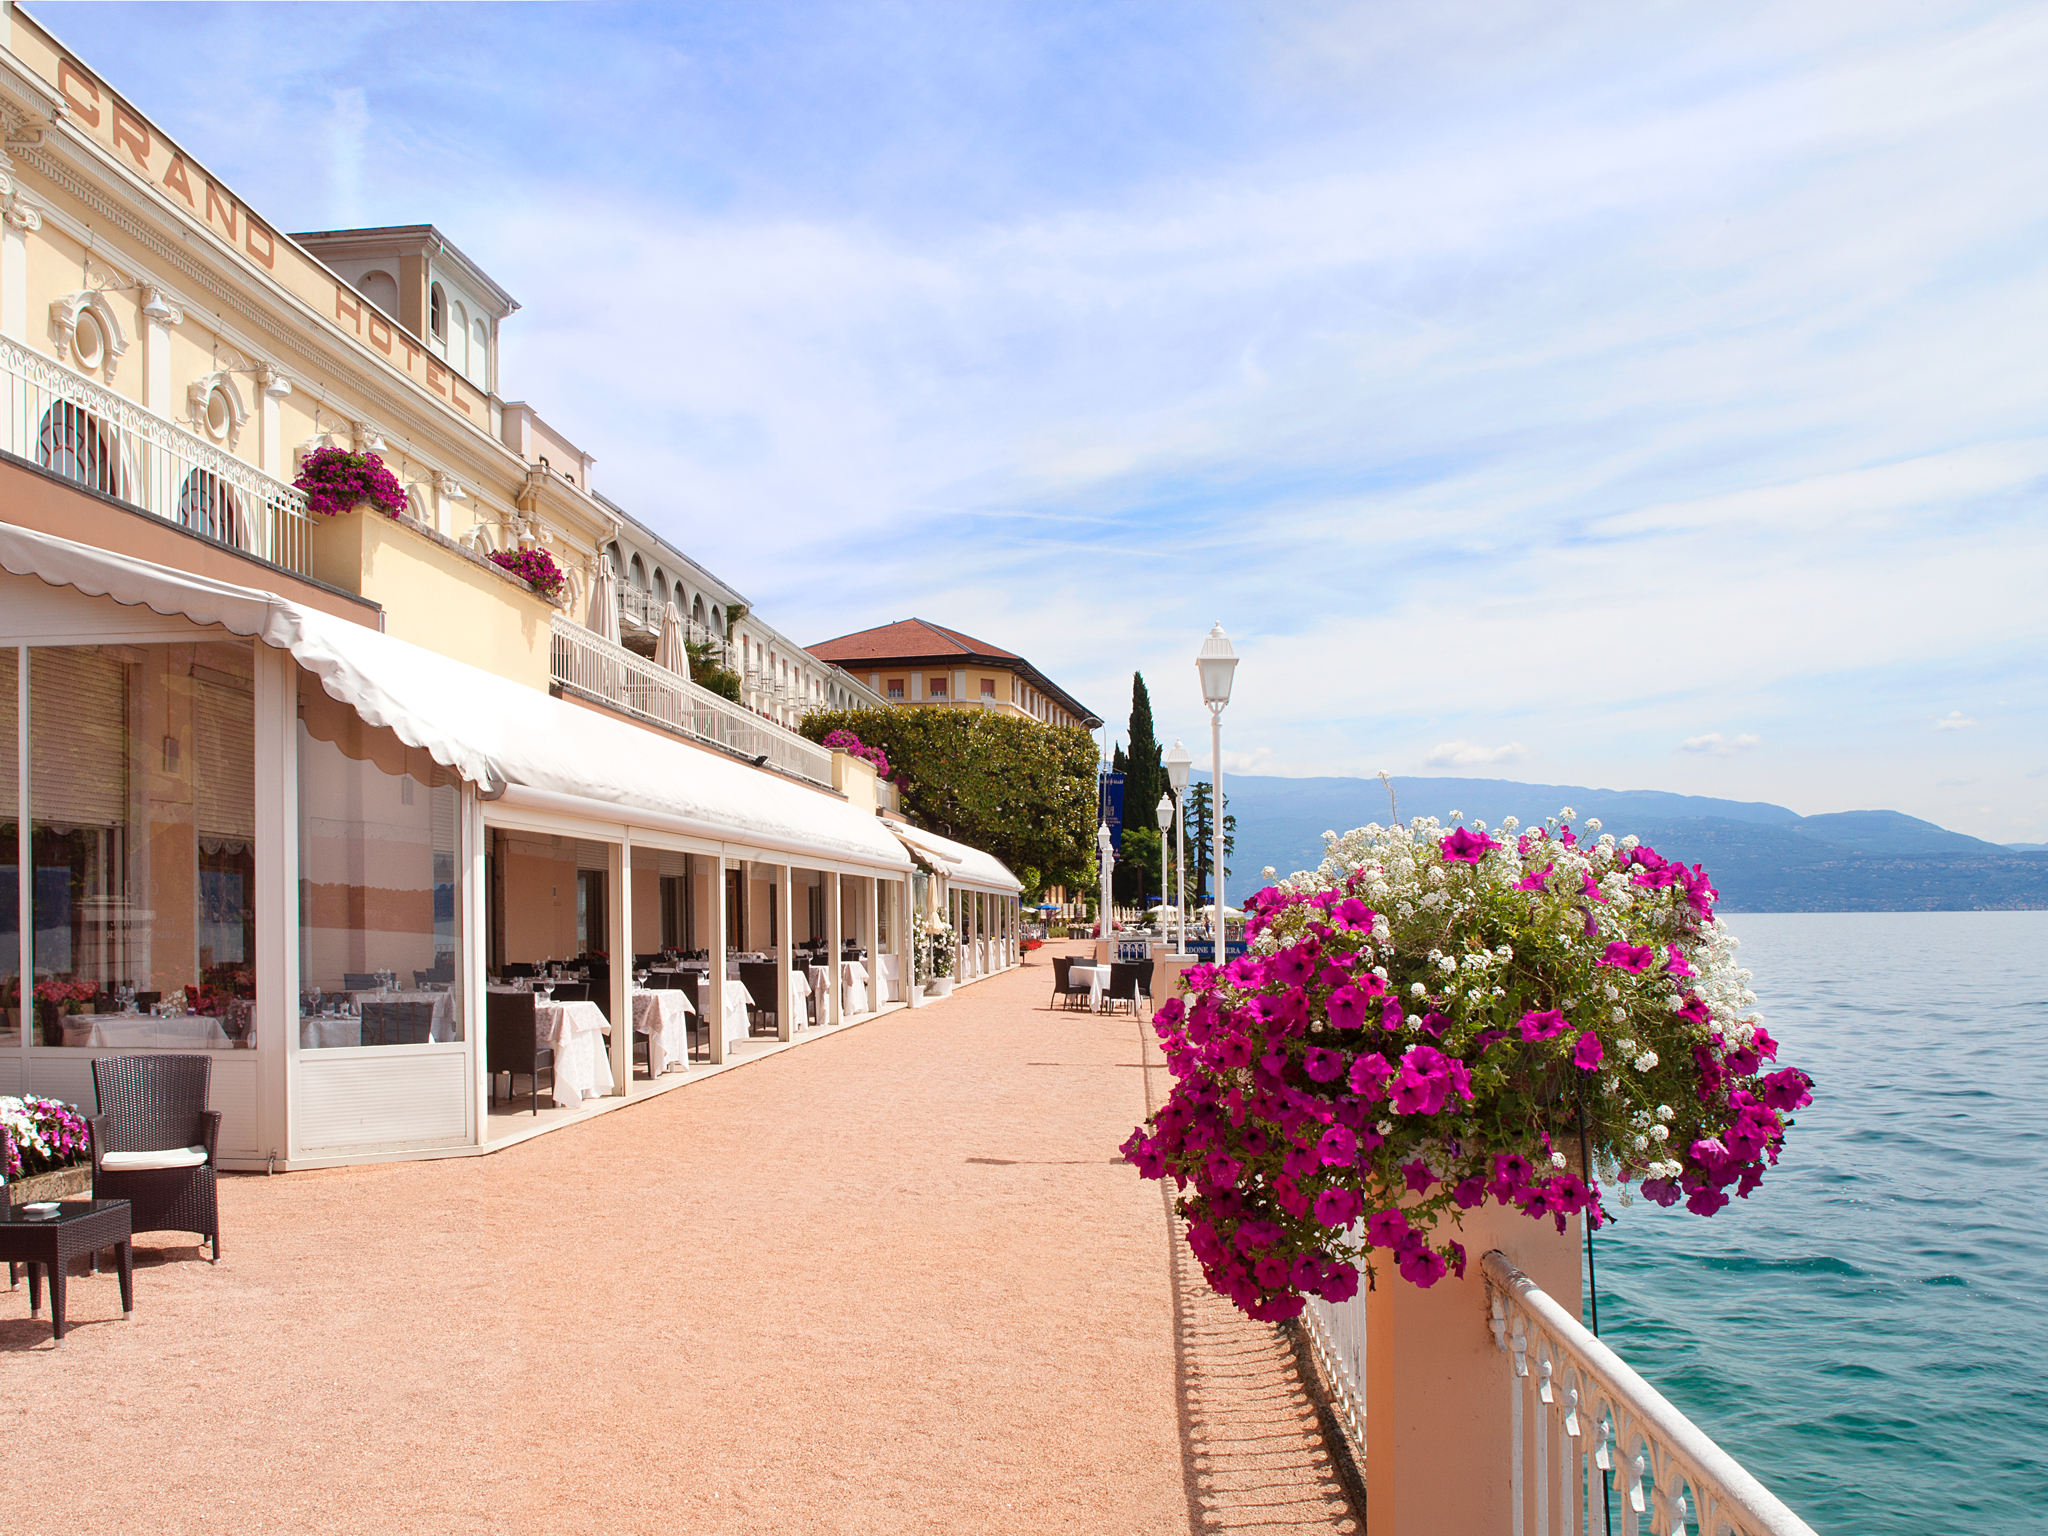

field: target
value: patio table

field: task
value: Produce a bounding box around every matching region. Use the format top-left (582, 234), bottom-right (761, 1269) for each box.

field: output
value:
top-left (535, 999), bottom-right (613, 1106)
top-left (631, 988), bottom-right (691, 1076)
top-left (1068, 964), bottom-right (1110, 1011)
top-left (2, 1199), bottom-right (133, 1346)
top-left (689, 975), bottom-right (755, 1052)
top-left (876, 953), bottom-right (902, 1003)
top-left (840, 959), bottom-right (870, 1016)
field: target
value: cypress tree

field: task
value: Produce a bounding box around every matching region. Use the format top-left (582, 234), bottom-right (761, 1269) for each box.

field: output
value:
top-left (1125, 672), bottom-right (1163, 831)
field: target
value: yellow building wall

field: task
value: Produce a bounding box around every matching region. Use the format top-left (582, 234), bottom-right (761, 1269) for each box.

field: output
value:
top-left (501, 849), bottom-right (581, 963)
top-left (308, 506), bottom-right (555, 691)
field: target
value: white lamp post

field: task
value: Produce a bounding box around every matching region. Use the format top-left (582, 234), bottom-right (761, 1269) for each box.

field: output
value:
top-left (1196, 622), bottom-right (1238, 950)
top-left (1164, 737), bottom-right (1192, 956)
top-left (1097, 819), bottom-right (1115, 947)
top-left (1155, 793), bottom-right (1174, 953)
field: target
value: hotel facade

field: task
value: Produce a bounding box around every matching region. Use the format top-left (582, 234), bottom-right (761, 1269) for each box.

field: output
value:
top-left (0, 6), bottom-right (1025, 1170)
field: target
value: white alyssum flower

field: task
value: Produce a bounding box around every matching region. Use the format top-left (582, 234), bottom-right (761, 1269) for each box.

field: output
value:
top-left (1633, 1050), bottom-right (1659, 1071)
top-left (1603, 983), bottom-right (1620, 1001)
top-left (1656, 1104), bottom-right (1674, 1122)
top-left (1550, 1150), bottom-right (1568, 1168)
top-left (1410, 982), bottom-right (1428, 998)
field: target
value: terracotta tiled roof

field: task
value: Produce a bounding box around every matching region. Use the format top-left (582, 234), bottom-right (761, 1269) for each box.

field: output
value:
top-left (807, 618), bottom-right (1020, 664)
top-left (808, 618), bottom-right (1096, 725)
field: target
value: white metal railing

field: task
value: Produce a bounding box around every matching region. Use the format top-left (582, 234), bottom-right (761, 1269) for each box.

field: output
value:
top-left (615, 583), bottom-right (726, 654)
top-left (0, 333), bottom-right (315, 574)
top-left (1300, 1274), bottom-right (1368, 1455)
top-left (1483, 1251), bottom-right (1816, 1536)
top-left (550, 615), bottom-right (833, 786)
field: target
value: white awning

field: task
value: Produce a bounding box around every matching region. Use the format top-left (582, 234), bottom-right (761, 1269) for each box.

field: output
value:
top-left (0, 521), bottom-right (912, 873)
top-left (888, 820), bottom-right (1022, 894)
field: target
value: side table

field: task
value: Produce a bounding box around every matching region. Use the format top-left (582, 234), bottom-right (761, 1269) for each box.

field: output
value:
top-left (2, 1199), bottom-right (134, 1346)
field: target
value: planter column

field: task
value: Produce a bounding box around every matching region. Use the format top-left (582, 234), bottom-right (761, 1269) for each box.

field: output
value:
top-left (1364, 1201), bottom-right (1583, 1536)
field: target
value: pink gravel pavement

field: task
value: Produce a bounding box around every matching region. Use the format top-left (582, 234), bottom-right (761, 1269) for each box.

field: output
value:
top-left (2, 945), bottom-right (1355, 1535)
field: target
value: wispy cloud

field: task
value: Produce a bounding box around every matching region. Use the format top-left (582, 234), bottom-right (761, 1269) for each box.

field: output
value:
top-left (1424, 741), bottom-right (1531, 768)
top-left (1934, 712), bottom-right (1977, 731)
top-left (1682, 733), bottom-right (1761, 756)
top-left (35, 0), bottom-right (2048, 841)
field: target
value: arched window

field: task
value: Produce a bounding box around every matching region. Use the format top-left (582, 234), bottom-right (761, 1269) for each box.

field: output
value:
top-left (710, 604), bottom-right (723, 633)
top-left (629, 554), bottom-right (647, 589)
top-left (451, 299), bottom-right (469, 374)
top-left (471, 319), bottom-right (489, 387)
top-left (359, 270), bottom-right (399, 317)
top-left (38, 401), bottom-right (123, 496)
top-left (674, 580), bottom-right (687, 612)
top-left (651, 566), bottom-right (666, 597)
top-left (691, 594), bottom-right (706, 625)
top-left (176, 469), bottom-right (243, 548)
top-left (429, 282), bottom-right (447, 340)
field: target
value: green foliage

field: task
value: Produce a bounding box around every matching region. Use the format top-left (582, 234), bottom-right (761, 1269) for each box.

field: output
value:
top-left (801, 707), bottom-right (1100, 891)
top-left (1115, 823), bottom-right (1165, 907)
top-left (1124, 672), bottom-right (1164, 831)
top-left (684, 638), bottom-right (742, 702)
top-left (1185, 781), bottom-right (1237, 901)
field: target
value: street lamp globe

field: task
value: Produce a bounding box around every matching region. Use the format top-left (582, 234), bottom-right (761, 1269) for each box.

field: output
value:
top-left (1154, 793), bottom-right (1174, 832)
top-left (1197, 622), bottom-right (1238, 708)
top-left (1163, 738), bottom-right (1192, 792)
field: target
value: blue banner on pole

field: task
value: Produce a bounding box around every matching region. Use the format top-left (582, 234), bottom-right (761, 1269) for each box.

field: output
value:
top-left (1099, 772), bottom-right (1125, 854)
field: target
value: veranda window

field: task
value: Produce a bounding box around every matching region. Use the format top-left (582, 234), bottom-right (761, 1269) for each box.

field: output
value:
top-left (18, 640), bottom-right (257, 1050)
top-left (297, 677), bottom-right (462, 1049)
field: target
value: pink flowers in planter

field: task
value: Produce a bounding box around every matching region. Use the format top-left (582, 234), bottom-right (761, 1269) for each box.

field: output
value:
top-left (1119, 808), bottom-right (1811, 1317)
top-left (294, 447), bottom-right (409, 518)
top-left (487, 546), bottom-right (567, 604)
top-left (820, 729), bottom-right (890, 779)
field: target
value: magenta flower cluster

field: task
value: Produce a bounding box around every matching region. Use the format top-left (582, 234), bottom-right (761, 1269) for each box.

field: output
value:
top-left (1120, 812), bottom-right (1813, 1319)
top-left (1, 1093), bottom-right (91, 1179)
top-left (488, 545), bottom-right (568, 604)
top-left (293, 447), bottom-right (410, 519)
top-left (821, 728), bottom-right (891, 780)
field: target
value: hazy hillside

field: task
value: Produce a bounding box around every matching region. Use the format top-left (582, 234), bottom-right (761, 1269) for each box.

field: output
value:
top-left (1201, 774), bottom-right (2048, 912)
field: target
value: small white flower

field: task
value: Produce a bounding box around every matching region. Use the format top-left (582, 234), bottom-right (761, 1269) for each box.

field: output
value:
top-left (1372, 966), bottom-right (1389, 981)
top-left (1634, 1050), bottom-right (1659, 1071)
top-left (1619, 1186), bottom-right (1636, 1208)
top-left (1406, 1014), bottom-right (1422, 1028)
top-left (1560, 806), bottom-right (1576, 820)
top-left (1632, 1134), bottom-right (1649, 1151)
top-left (1649, 1124), bottom-right (1669, 1142)
top-left (1474, 819), bottom-right (1488, 831)
top-left (1656, 1104), bottom-right (1674, 1122)
top-left (1410, 982), bottom-right (1428, 997)
top-left (1611, 1006), bottom-right (1627, 1022)
top-left (1262, 866), bottom-right (1277, 881)
top-left (1550, 1151), bottom-right (1568, 1169)
top-left (1587, 818), bottom-right (1602, 832)
top-left (1376, 1120), bottom-right (1394, 1137)
top-left (1450, 809), bottom-right (1463, 821)
top-left (1617, 1039), bottom-right (1637, 1057)
top-left (1603, 983), bottom-right (1620, 1001)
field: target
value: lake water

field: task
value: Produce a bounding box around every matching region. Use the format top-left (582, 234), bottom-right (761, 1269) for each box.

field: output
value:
top-left (1596, 911), bottom-right (2048, 1534)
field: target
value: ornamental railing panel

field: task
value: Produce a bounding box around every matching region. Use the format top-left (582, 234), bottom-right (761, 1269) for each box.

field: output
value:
top-left (1299, 1273), bottom-right (1367, 1458)
top-left (1482, 1251), bottom-right (1816, 1536)
top-left (0, 333), bottom-right (314, 575)
top-left (549, 614), bottom-right (833, 787)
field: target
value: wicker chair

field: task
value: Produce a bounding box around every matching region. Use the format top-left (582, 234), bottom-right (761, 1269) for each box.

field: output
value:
top-left (738, 961), bottom-right (779, 1037)
top-left (89, 1054), bottom-right (221, 1263)
top-left (1107, 960), bottom-right (1153, 1016)
top-left (1052, 954), bottom-right (1093, 1011)
top-left (486, 991), bottom-right (555, 1115)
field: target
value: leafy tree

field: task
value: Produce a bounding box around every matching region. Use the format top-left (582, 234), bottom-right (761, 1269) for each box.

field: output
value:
top-left (685, 639), bottom-right (741, 703)
top-left (800, 707), bottom-right (1100, 892)
top-left (1185, 780), bottom-right (1236, 904)
top-left (1124, 672), bottom-right (1163, 831)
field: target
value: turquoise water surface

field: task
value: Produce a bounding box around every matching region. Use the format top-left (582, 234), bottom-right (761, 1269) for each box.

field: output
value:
top-left (1595, 911), bottom-right (2048, 1534)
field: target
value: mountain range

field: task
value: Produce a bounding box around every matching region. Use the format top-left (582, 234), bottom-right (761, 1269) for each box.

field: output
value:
top-left (1196, 774), bottom-right (2048, 912)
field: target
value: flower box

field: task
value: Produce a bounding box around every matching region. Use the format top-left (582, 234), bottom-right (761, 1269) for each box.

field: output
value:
top-left (8, 1164), bottom-right (90, 1206)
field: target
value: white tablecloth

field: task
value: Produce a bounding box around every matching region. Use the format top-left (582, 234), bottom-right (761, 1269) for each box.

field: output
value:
top-left (1069, 964), bottom-right (1109, 1010)
top-left (73, 1013), bottom-right (233, 1050)
top-left (789, 967), bottom-right (813, 1027)
top-left (536, 999), bottom-right (613, 1107)
top-left (876, 953), bottom-right (902, 1003)
top-left (631, 989), bottom-right (691, 1076)
top-left (343, 989), bottom-right (460, 1041)
top-left (841, 959), bottom-right (869, 1016)
top-left (690, 975), bottom-right (755, 1050)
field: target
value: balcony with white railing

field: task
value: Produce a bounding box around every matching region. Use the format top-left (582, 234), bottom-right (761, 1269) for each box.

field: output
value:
top-left (1296, 1249), bottom-right (1817, 1536)
top-left (550, 614), bottom-right (834, 786)
top-left (0, 333), bottom-right (316, 576)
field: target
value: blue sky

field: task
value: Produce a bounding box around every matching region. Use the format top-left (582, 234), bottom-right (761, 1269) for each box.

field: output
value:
top-left (39, 1), bottom-right (2048, 840)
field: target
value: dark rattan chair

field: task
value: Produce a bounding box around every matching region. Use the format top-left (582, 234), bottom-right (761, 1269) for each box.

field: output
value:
top-left (1050, 954), bottom-right (1073, 1009)
top-left (89, 1054), bottom-right (221, 1263)
top-left (738, 961), bottom-right (779, 1037)
top-left (1053, 954), bottom-right (1093, 1011)
top-left (1107, 961), bottom-right (1152, 1016)
top-left (343, 972), bottom-right (383, 992)
top-left (486, 991), bottom-right (554, 1115)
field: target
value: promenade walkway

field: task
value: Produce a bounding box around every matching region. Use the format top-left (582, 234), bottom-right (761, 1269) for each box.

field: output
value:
top-left (4, 946), bottom-right (1356, 1535)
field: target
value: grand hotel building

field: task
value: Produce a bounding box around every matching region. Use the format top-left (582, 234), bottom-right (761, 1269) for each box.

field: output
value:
top-left (0, 7), bottom-right (1030, 1169)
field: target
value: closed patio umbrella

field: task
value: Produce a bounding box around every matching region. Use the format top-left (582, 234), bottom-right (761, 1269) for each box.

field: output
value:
top-left (653, 599), bottom-right (688, 675)
top-left (586, 556), bottom-right (621, 646)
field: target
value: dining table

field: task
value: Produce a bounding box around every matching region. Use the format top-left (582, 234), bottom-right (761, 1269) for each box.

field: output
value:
top-left (342, 988), bottom-right (461, 1040)
top-left (66, 1012), bottom-right (234, 1050)
top-left (631, 988), bottom-right (692, 1076)
top-left (875, 953), bottom-right (902, 1003)
top-left (535, 998), bottom-right (613, 1107)
top-left (1068, 963), bottom-right (1110, 1011)
top-left (839, 959), bottom-right (870, 1016)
